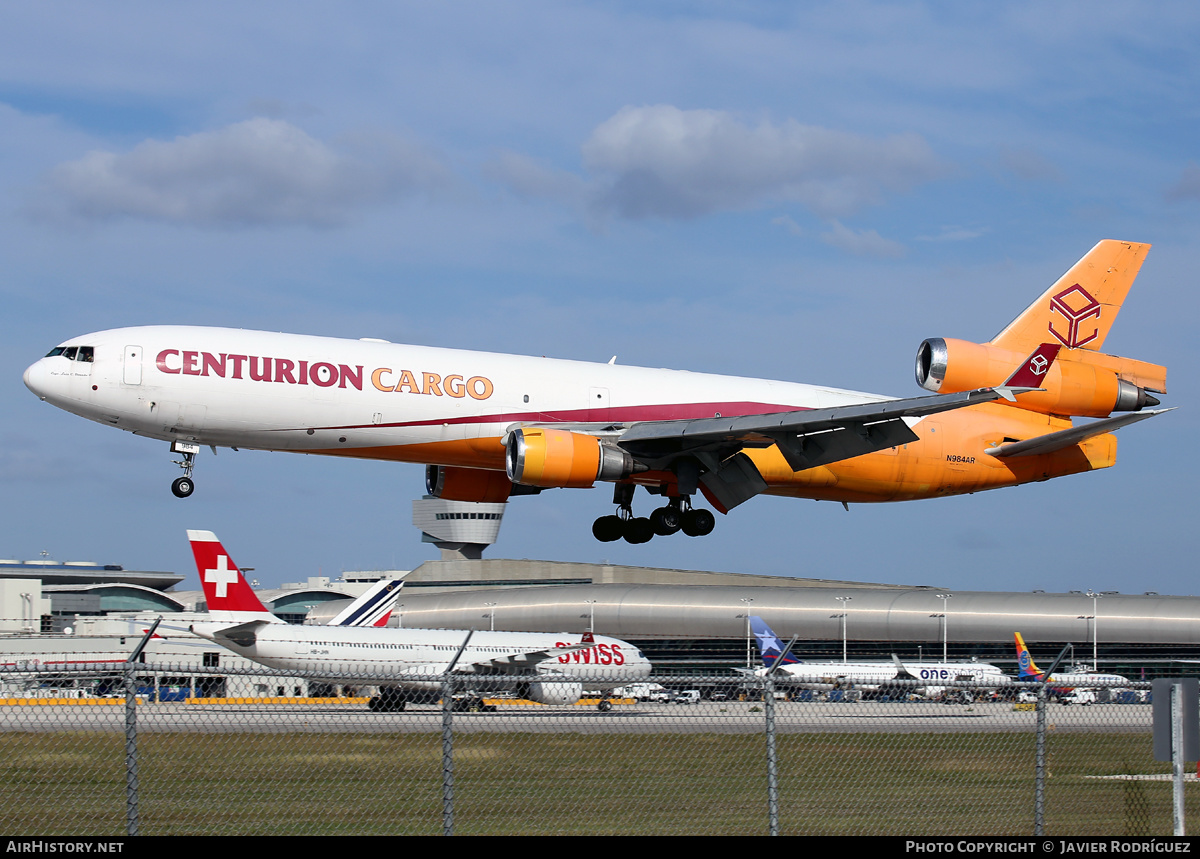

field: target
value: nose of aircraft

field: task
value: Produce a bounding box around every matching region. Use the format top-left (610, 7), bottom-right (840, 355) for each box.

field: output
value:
top-left (23, 359), bottom-right (48, 400)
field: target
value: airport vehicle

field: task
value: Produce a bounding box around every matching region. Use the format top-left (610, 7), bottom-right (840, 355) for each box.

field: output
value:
top-left (1014, 632), bottom-right (1128, 692)
top-left (186, 530), bottom-right (651, 710)
top-left (24, 241), bottom-right (1168, 543)
top-left (749, 616), bottom-right (1011, 694)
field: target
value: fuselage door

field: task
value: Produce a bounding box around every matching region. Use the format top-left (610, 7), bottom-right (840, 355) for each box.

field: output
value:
top-left (123, 346), bottom-right (143, 386)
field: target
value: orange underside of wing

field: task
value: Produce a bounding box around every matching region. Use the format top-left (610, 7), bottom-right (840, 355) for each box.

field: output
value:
top-left (309, 403), bottom-right (1117, 504)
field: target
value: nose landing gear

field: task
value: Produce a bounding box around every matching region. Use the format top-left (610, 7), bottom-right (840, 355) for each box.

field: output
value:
top-left (170, 441), bottom-right (199, 498)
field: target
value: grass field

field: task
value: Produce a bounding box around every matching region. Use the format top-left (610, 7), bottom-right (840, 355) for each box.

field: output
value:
top-left (0, 731), bottom-right (1183, 835)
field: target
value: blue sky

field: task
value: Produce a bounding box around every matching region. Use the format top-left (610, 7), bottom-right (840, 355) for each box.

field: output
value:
top-left (1, 3), bottom-right (1197, 595)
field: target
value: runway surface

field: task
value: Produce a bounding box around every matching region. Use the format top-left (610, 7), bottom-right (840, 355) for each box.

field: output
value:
top-left (0, 699), bottom-right (1152, 734)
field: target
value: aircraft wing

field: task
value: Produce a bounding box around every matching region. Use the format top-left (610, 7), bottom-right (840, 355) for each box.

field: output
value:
top-left (190, 619), bottom-right (276, 648)
top-left (616, 386), bottom-right (1027, 511)
top-left (985, 408), bottom-right (1171, 458)
top-left (458, 643), bottom-right (593, 676)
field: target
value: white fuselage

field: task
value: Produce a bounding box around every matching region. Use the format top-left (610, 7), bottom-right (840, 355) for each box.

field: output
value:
top-left (191, 621), bottom-right (651, 690)
top-left (22, 325), bottom-right (884, 464)
top-left (771, 660), bottom-right (1011, 691)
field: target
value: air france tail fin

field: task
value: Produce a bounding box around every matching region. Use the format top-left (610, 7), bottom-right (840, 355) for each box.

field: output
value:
top-left (187, 530), bottom-right (283, 624)
top-left (1014, 632), bottom-right (1043, 681)
top-left (750, 616), bottom-right (800, 669)
top-left (328, 577), bottom-right (405, 627)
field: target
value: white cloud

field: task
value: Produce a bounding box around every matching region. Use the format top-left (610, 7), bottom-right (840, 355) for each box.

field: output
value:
top-left (819, 220), bottom-right (905, 258)
top-left (580, 105), bottom-right (947, 220)
top-left (28, 118), bottom-right (450, 227)
top-left (481, 150), bottom-right (587, 209)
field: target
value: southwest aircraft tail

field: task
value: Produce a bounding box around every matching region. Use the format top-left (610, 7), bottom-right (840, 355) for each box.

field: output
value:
top-left (750, 616), bottom-right (800, 669)
top-left (188, 530), bottom-right (283, 624)
top-left (1014, 632), bottom-right (1044, 681)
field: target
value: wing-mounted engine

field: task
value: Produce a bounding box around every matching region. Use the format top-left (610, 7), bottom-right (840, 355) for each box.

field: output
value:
top-left (505, 427), bottom-right (643, 488)
top-left (915, 337), bottom-right (1164, 418)
top-left (426, 464), bottom-right (517, 502)
top-left (516, 680), bottom-right (583, 706)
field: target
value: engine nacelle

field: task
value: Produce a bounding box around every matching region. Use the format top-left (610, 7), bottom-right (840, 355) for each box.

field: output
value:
top-left (916, 337), bottom-right (1159, 418)
top-left (519, 681), bottom-right (583, 706)
top-left (426, 465), bottom-right (514, 503)
top-left (505, 427), bottom-right (637, 488)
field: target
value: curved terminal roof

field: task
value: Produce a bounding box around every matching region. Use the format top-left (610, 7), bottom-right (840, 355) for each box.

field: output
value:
top-left (385, 583), bottom-right (1200, 644)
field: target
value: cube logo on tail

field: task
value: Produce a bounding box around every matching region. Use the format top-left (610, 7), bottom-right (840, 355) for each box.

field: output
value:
top-left (188, 529), bottom-right (271, 614)
top-left (1003, 344), bottom-right (1061, 390)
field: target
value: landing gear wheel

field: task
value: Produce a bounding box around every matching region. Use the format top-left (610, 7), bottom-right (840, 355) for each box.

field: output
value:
top-left (623, 517), bottom-right (654, 544)
top-left (171, 476), bottom-right (194, 498)
top-left (681, 508), bottom-right (715, 537)
top-left (598, 700), bottom-right (612, 712)
top-left (650, 505), bottom-right (682, 536)
top-left (592, 515), bottom-right (624, 542)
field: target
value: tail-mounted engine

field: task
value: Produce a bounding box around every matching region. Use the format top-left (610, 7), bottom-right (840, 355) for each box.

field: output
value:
top-left (505, 427), bottom-right (641, 488)
top-left (915, 337), bottom-right (1163, 418)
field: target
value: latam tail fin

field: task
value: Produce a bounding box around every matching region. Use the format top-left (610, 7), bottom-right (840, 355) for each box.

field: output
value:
top-left (187, 530), bottom-right (283, 624)
top-left (990, 240), bottom-right (1150, 354)
top-left (750, 616), bottom-right (800, 669)
top-left (328, 577), bottom-right (405, 627)
top-left (1014, 632), bottom-right (1043, 681)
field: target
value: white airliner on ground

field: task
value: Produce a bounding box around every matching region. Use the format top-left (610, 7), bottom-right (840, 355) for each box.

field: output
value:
top-left (749, 616), bottom-right (1010, 696)
top-left (1014, 632), bottom-right (1128, 692)
top-left (186, 530), bottom-right (651, 710)
top-left (24, 241), bottom-right (1167, 543)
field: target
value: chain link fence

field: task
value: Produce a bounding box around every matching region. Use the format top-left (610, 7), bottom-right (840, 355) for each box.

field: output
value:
top-left (0, 662), bottom-right (1186, 836)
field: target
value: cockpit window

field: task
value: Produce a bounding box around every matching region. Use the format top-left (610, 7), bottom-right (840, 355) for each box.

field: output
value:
top-left (77, 346), bottom-right (94, 363)
top-left (63, 347), bottom-right (78, 361)
top-left (45, 347), bottom-right (65, 357)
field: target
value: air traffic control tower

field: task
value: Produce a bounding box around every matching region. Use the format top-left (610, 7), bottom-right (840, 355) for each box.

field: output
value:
top-left (412, 497), bottom-right (506, 561)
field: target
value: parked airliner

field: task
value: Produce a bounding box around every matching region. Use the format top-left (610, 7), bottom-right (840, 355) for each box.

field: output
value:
top-left (749, 616), bottom-right (1010, 696)
top-left (24, 241), bottom-right (1168, 543)
top-left (1014, 632), bottom-right (1128, 692)
top-left (186, 530), bottom-right (651, 710)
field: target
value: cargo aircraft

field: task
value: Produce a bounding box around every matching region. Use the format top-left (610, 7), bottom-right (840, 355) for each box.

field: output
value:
top-left (24, 241), bottom-right (1168, 543)
top-left (186, 530), bottom-right (651, 711)
top-left (748, 616), bottom-right (1010, 696)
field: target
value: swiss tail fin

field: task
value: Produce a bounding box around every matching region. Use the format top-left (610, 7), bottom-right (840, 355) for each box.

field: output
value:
top-left (750, 616), bottom-right (800, 669)
top-left (1014, 632), bottom-right (1043, 681)
top-left (187, 530), bottom-right (282, 623)
top-left (990, 240), bottom-right (1150, 354)
top-left (328, 577), bottom-right (405, 627)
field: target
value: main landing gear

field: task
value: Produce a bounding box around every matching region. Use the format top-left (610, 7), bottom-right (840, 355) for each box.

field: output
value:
top-left (592, 485), bottom-right (716, 544)
top-left (169, 441), bottom-right (199, 498)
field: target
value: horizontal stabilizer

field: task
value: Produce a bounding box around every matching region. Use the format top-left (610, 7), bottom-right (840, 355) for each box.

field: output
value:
top-left (986, 408), bottom-right (1172, 458)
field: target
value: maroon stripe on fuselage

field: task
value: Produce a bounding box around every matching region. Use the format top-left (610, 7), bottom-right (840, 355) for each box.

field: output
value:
top-left (273, 401), bottom-right (810, 433)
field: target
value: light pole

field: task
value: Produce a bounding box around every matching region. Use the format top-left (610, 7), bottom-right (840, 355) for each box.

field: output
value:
top-left (584, 599), bottom-right (597, 633)
top-left (397, 604), bottom-right (404, 629)
top-left (740, 598), bottom-right (754, 669)
top-left (484, 602), bottom-right (497, 632)
top-left (1086, 590), bottom-right (1102, 668)
top-left (834, 596), bottom-right (852, 663)
top-left (936, 593), bottom-right (953, 662)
